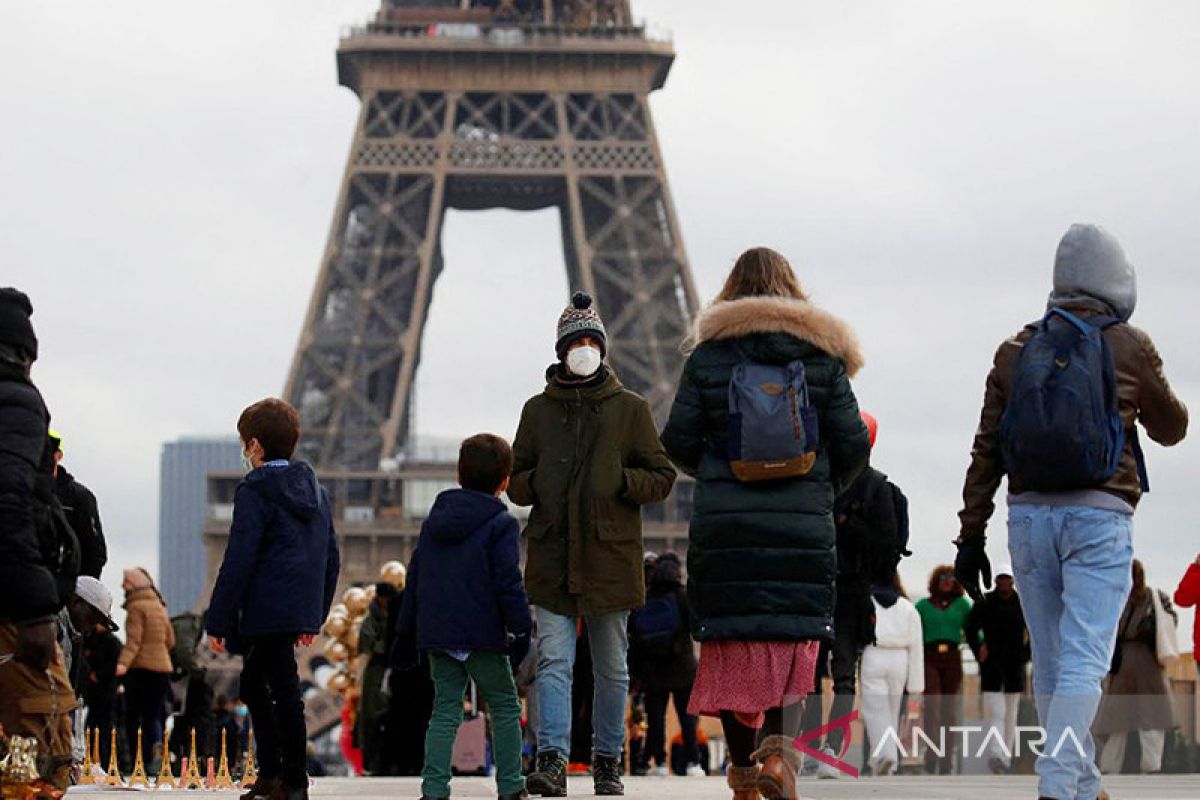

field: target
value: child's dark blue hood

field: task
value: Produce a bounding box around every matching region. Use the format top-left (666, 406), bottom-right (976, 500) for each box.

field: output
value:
top-left (424, 488), bottom-right (506, 543)
top-left (245, 461), bottom-right (321, 521)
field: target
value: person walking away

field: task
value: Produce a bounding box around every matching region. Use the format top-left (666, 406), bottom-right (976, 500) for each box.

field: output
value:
top-left (661, 247), bottom-right (870, 800)
top-left (860, 572), bottom-right (923, 776)
top-left (116, 567), bottom-right (175, 772)
top-left (628, 553), bottom-right (702, 777)
top-left (49, 430), bottom-right (106, 579)
top-left (915, 566), bottom-right (972, 775)
top-left (0, 287), bottom-right (80, 788)
top-left (385, 574), bottom-right (435, 777)
top-left (1094, 559), bottom-right (1178, 774)
top-left (955, 224), bottom-right (1188, 800)
top-left (357, 582), bottom-right (398, 774)
top-left (69, 576), bottom-right (121, 766)
top-left (1173, 556), bottom-right (1200, 671)
top-left (801, 410), bottom-right (910, 778)
top-left (395, 433), bottom-right (532, 800)
top-left (510, 292), bottom-right (676, 796)
top-left (205, 398), bottom-right (341, 800)
top-left (964, 564), bottom-right (1030, 774)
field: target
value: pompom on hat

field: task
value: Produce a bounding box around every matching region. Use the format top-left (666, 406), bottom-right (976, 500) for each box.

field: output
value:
top-left (555, 291), bottom-right (607, 358)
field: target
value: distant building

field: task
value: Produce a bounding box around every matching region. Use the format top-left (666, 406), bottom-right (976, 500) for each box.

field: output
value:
top-left (159, 437), bottom-right (241, 614)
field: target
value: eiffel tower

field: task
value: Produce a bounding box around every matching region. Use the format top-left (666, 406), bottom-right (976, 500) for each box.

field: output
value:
top-left (283, 0), bottom-right (699, 470)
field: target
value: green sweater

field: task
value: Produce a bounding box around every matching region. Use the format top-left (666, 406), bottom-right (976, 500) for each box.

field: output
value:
top-left (915, 596), bottom-right (972, 645)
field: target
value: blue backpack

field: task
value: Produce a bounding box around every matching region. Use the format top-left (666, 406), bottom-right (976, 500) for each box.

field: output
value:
top-left (999, 308), bottom-right (1147, 491)
top-left (728, 351), bottom-right (820, 482)
top-left (630, 594), bottom-right (682, 654)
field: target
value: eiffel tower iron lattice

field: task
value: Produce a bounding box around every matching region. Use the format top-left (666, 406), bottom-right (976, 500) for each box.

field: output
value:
top-left (284, 0), bottom-right (699, 470)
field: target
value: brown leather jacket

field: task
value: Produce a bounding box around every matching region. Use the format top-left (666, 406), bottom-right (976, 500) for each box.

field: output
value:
top-left (960, 305), bottom-right (1188, 539)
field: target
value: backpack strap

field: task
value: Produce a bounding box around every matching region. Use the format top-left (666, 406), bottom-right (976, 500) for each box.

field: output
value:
top-left (1130, 426), bottom-right (1150, 493)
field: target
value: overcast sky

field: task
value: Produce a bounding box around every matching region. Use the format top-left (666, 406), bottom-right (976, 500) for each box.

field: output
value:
top-left (3, 1), bottom-right (1197, 634)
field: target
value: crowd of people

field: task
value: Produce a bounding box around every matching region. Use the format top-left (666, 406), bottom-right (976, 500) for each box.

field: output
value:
top-left (0, 221), bottom-right (1193, 800)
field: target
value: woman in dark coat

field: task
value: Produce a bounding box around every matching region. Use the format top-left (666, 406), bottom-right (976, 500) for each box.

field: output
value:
top-left (661, 247), bottom-right (870, 800)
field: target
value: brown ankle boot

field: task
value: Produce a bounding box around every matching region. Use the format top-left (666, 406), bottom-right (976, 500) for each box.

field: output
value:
top-left (752, 735), bottom-right (802, 800)
top-left (726, 765), bottom-right (761, 800)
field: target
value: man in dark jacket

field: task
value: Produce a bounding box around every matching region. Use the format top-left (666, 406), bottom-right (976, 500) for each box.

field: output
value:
top-left (510, 292), bottom-right (676, 796)
top-left (69, 576), bottom-right (122, 767)
top-left (49, 431), bottom-right (106, 579)
top-left (356, 582), bottom-right (396, 774)
top-left (0, 287), bottom-right (79, 789)
top-left (955, 225), bottom-right (1188, 800)
top-left (964, 564), bottom-right (1029, 774)
top-left (206, 398), bottom-right (340, 800)
top-left (397, 433), bottom-right (531, 800)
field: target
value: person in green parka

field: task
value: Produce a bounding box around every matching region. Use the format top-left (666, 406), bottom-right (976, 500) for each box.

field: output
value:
top-left (509, 291), bottom-right (676, 797)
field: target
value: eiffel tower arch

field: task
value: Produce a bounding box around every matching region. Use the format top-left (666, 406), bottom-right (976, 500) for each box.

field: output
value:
top-left (283, 0), bottom-right (700, 471)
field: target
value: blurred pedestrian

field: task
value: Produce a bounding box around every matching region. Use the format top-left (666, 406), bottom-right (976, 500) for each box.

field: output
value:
top-left (48, 430), bottom-right (106, 579)
top-left (70, 576), bottom-right (121, 766)
top-left (117, 567), bottom-right (174, 771)
top-left (860, 572), bottom-right (923, 777)
top-left (661, 248), bottom-right (870, 800)
top-left (1095, 559), bottom-right (1178, 774)
top-left (965, 563), bottom-right (1030, 774)
top-left (357, 582), bottom-right (398, 774)
top-left (915, 565), bottom-right (971, 775)
top-left (510, 292), bottom-right (676, 796)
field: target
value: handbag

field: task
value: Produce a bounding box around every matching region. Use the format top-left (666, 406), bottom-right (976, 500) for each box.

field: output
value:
top-left (1150, 588), bottom-right (1180, 667)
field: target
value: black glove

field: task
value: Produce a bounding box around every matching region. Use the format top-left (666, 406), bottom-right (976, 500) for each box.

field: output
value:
top-left (15, 619), bottom-right (58, 671)
top-left (954, 537), bottom-right (992, 602)
top-left (508, 632), bottom-right (531, 674)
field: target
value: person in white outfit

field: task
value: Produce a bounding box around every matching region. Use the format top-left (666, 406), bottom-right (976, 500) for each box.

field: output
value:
top-left (860, 574), bottom-right (924, 776)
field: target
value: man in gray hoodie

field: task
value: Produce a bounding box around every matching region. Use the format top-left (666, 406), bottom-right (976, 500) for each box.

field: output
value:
top-left (955, 224), bottom-right (1188, 800)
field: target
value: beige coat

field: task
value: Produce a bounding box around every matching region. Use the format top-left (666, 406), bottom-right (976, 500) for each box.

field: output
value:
top-left (118, 588), bottom-right (175, 673)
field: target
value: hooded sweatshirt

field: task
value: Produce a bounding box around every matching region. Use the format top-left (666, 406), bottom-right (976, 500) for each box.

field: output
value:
top-left (399, 488), bottom-right (532, 654)
top-left (1047, 223), bottom-right (1137, 322)
top-left (205, 461), bottom-right (340, 641)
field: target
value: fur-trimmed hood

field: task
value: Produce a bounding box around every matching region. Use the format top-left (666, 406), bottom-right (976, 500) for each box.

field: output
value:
top-left (691, 296), bottom-right (864, 378)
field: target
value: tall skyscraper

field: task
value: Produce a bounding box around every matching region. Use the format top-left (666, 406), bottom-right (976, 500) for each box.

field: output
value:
top-left (159, 437), bottom-right (241, 613)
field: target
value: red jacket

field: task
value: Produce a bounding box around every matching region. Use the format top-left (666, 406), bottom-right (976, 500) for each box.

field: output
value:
top-left (1173, 563), bottom-right (1200, 663)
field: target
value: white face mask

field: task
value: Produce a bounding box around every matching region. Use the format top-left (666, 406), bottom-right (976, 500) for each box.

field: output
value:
top-left (240, 446), bottom-right (255, 472)
top-left (566, 345), bottom-right (602, 378)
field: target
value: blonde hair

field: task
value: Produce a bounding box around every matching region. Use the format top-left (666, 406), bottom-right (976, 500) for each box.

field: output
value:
top-left (714, 247), bottom-right (808, 303)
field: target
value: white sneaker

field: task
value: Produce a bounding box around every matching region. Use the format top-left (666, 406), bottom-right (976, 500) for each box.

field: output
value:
top-left (649, 764), bottom-right (668, 777)
top-left (816, 746), bottom-right (842, 780)
top-left (685, 763), bottom-right (706, 777)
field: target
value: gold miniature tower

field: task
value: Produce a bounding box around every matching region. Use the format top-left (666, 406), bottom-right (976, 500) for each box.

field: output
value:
top-left (180, 728), bottom-right (205, 790)
top-left (78, 728), bottom-right (95, 785)
top-left (155, 728), bottom-right (176, 789)
top-left (105, 727), bottom-right (124, 786)
top-left (240, 727), bottom-right (258, 788)
top-left (128, 727), bottom-right (151, 788)
top-left (214, 729), bottom-right (237, 790)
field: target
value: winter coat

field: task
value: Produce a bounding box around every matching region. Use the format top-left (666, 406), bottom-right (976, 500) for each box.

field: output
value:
top-left (1173, 563), bottom-right (1200, 663)
top-left (959, 303), bottom-right (1188, 540)
top-left (867, 592), bottom-right (925, 694)
top-left (1094, 588), bottom-right (1177, 734)
top-left (205, 461), bottom-right (340, 642)
top-left (55, 467), bottom-right (106, 579)
top-left (661, 296), bottom-right (871, 642)
top-left (964, 589), bottom-right (1030, 691)
top-left (399, 488), bottom-right (532, 653)
top-left (509, 366), bottom-right (676, 616)
top-left (357, 601), bottom-right (391, 726)
top-left (81, 628), bottom-right (122, 712)
top-left (628, 560), bottom-right (697, 692)
top-left (119, 587), bottom-right (176, 673)
top-left (0, 359), bottom-right (77, 623)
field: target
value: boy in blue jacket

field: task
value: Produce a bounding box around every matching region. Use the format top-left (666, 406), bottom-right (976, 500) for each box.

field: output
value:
top-left (398, 433), bottom-right (532, 800)
top-left (206, 398), bottom-right (340, 800)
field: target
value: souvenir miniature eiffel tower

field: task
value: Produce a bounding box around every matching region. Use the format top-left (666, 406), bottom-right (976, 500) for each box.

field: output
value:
top-left (128, 727), bottom-right (151, 788)
top-left (105, 728), bottom-right (124, 786)
top-left (78, 728), bottom-right (95, 785)
top-left (180, 729), bottom-right (204, 790)
top-left (213, 730), bottom-right (237, 790)
top-left (154, 728), bottom-right (176, 789)
top-left (240, 728), bottom-right (258, 788)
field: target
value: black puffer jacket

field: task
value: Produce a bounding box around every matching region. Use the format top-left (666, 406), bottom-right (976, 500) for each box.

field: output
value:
top-left (56, 467), bottom-right (106, 579)
top-left (662, 296), bottom-right (870, 642)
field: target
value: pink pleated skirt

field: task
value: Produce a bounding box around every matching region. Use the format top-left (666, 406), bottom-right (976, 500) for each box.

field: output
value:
top-left (688, 639), bottom-right (821, 729)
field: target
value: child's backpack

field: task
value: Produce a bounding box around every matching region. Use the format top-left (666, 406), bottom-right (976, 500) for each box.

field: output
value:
top-left (999, 308), bottom-right (1147, 491)
top-left (727, 351), bottom-right (820, 482)
top-left (630, 594), bottom-right (682, 656)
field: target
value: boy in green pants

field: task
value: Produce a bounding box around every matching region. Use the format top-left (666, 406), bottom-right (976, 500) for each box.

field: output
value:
top-left (395, 433), bottom-right (532, 800)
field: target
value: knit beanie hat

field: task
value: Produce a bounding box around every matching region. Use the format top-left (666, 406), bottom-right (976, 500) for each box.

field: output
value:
top-left (0, 288), bottom-right (38, 361)
top-left (556, 292), bottom-right (607, 358)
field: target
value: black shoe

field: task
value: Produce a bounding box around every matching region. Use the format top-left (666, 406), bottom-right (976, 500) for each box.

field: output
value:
top-left (267, 781), bottom-right (308, 800)
top-left (592, 755), bottom-right (624, 796)
top-left (240, 777), bottom-right (280, 800)
top-left (526, 751), bottom-right (567, 797)
top-left (498, 792), bottom-right (529, 800)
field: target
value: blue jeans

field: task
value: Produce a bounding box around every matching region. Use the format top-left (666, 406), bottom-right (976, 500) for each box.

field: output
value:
top-left (534, 607), bottom-right (630, 759)
top-left (1008, 505), bottom-right (1133, 800)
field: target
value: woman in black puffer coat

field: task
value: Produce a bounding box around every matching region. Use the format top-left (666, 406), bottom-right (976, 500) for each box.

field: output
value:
top-left (661, 247), bottom-right (870, 800)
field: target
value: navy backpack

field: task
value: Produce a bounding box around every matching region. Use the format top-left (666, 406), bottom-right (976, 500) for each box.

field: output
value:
top-left (727, 350), bottom-right (820, 482)
top-left (630, 594), bottom-right (682, 655)
top-left (999, 308), bottom-right (1147, 492)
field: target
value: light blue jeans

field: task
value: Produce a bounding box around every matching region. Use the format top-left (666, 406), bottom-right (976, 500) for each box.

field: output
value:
top-left (534, 607), bottom-right (631, 759)
top-left (1008, 505), bottom-right (1133, 800)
